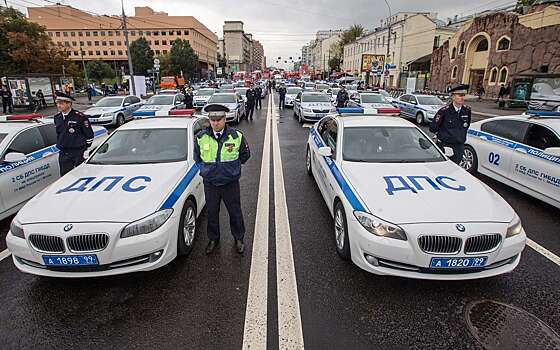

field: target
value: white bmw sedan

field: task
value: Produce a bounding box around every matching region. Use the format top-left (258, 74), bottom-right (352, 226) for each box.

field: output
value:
top-left (306, 112), bottom-right (526, 280)
top-left (6, 117), bottom-right (209, 277)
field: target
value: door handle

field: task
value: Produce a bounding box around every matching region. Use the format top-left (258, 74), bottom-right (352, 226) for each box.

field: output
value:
top-left (479, 135), bottom-right (488, 141)
top-left (515, 148), bottom-right (527, 154)
top-left (42, 152), bottom-right (54, 158)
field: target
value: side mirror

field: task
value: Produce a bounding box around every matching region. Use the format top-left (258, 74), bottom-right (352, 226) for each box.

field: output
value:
top-left (123, 102), bottom-right (131, 106)
top-left (317, 146), bottom-right (333, 157)
top-left (443, 147), bottom-right (454, 157)
top-left (4, 152), bottom-right (27, 163)
top-left (92, 103), bottom-right (96, 107)
top-left (544, 147), bottom-right (560, 157)
top-left (411, 100), bottom-right (418, 105)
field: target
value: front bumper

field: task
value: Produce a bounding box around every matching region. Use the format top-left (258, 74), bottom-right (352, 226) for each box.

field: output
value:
top-left (88, 114), bottom-right (115, 125)
top-left (193, 100), bottom-right (209, 109)
top-left (301, 110), bottom-right (330, 122)
top-left (347, 219), bottom-right (526, 280)
top-left (5, 217), bottom-right (180, 277)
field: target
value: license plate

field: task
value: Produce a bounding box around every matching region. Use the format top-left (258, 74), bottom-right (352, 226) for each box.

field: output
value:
top-left (89, 118), bottom-right (98, 122)
top-left (42, 255), bottom-right (98, 266)
top-left (430, 257), bottom-right (487, 269)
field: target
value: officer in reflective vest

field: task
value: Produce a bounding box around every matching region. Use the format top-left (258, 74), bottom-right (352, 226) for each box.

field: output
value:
top-left (194, 104), bottom-right (251, 255)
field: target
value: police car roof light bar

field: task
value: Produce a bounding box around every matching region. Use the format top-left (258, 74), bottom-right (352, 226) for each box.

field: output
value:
top-left (336, 107), bottom-right (380, 115)
top-left (525, 110), bottom-right (560, 118)
top-left (0, 114), bottom-right (44, 122)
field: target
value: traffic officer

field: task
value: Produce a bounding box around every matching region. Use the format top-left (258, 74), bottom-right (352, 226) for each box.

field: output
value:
top-left (278, 83), bottom-right (287, 109)
top-left (53, 91), bottom-right (94, 176)
top-left (254, 84), bottom-right (263, 109)
top-left (429, 84), bottom-right (471, 164)
top-left (336, 85), bottom-right (349, 108)
top-left (245, 86), bottom-right (256, 120)
top-left (194, 104), bottom-right (251, 255)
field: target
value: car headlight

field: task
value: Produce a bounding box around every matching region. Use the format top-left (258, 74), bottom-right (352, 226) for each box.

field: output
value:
top-left (353, 211), bottom-right (407, 241)
top-left (506, 214), bottom-right (523, 238)
top-left (10, 218), bottom-right (25, 239)
top-left (303, 108), bottom-right (313, 113)
top-left (120, 209), bottom-right (173, 238)
top-left (101, 113), bottom-right (113, 118)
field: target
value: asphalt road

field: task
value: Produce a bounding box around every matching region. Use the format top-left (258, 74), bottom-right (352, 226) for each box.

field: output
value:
top-left (1, 94), bottom-right (559, 349)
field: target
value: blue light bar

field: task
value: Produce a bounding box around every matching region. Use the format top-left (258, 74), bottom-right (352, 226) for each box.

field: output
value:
top-left (526, 110), bottom-right (560, 117)
top-left (337, 108), bottom-right (364, 114)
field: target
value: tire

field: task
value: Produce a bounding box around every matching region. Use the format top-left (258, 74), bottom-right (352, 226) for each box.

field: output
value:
top-left (415, 112), bottom-right (424, 125)
top-left (334, 201), bottom-right (351, 260)
top-left (461, 145), bottom-right (478, 174)
top-left (306, 146), bottom-right (312, 175)
top-left (177, 199), bottom-right (197, 256)
top-left (116, 114), bottom-right (125, 126)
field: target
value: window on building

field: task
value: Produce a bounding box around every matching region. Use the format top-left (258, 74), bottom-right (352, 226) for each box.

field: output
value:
top-left (86, 32), bottom-right (91, 37)
top-left (108, 41), bottom-right (114, 45)
top-left (55, 32), bottom-right (61, 37)
top-left (184, 30), bottom-right (189, 35)
top-left (102, 41), bottom-right (107, 46)
top-left (163, 50), bottom-right (168, 54)
top-left (155, 50), bottom-right (160, 55)
top-left (117, 41), bottom-right (122, 46)
top-left (115, 31), bottom-right (120, 36)
top-left (394, 34), bottom-right (396, 44)
top-left (451, 66), bottom-right (458, 79)
top-left (162, 40), bottom-right (167, 45)
top-left (78, 32), bottom-right (83, 37)
top-left (101, 50), bottom-right (107, 55)
top-left (94, 41), bottom-right (99, 46)
top-left (489, 67), bottom-right (498, 84)
top-left (87, 41), bottom-right (92, 46)
top-left (498, 67), bottom-right (508, 84)
top-left (161, 31), bottom-right (166, 36)
top-left (153, 31), bottom-right (159, 36)
top-left (110, 50), bottom-right (115, 55)
top-left (118, 50), bottom-right (123, 55)
top-left (459, 41), bottom-right (465, 54)
top-left (95, 50), bottom-right (101, 55)
top-left (99, 31), bottom-right (104, 36)
top-left (382, 36), bottom-right (385, 46)
top-left (64, 41), bottom-right (70, 47)
top-left (540, 65), bottom-right (549, 73)
top-left (497, 37), bottom-right (510, 51)
top-left (70, 32), bottom-right (75, 37)
top-left (155, 40), bottom-right (159, 45)
top-left (131, 31), bottom-right (136, 36)
top-left (88, 50), bottom-right (93, 55)
top-left (139, 31), bottom-right (144, 36)
top-left (451, 47), bottom-right (456, 59)
top-left (63, 32), bottom-right (68, 37)
top-left (73, 51), bottom-right (79, 56)
top-left (475, 38), bottom-right (488, 52)
top-left (169, 30), bottom-right (173, 35)
top-left (93, 31), bottom-right (98, 36)
top-left (148, 40), bottom-right (152, 45)
top-left (48, 32), bottom-right (53, 37)
top-left (72, 41), bottom-right (77, 46)
top-left (79, 41), bottom-right (84, 46)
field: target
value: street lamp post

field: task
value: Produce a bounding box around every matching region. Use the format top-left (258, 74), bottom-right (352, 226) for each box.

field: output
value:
top-left (122, 0), bottom-right (136, 95)
top-left (384, 0), bottom-right (392, 90)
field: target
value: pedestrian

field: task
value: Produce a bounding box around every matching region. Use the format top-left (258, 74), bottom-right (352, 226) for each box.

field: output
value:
top-left (36, 89), bottom-right (47, 108)
top-left (86, 85), bottom-right (93, 102)
top-left (53, 91), bottom-right (94, 176)
top-left (255, 84), bottom-right (263, 109)
top-left (1, 85), bottom-right (13, 114)
top-left (267, 80), bottom-right (272, 93)
top-left (496, 84), bottom-right (506, 103)
top-left (477, 85), bottom-right (485, 100)
top-left (336, 85), bottom-right (349, 108)
top-left (193, 104), bottom-right (251, 255)
top-left (278, 83), bottom-right (287, 109)
top-left (184, 88), bottom-right (194, 109)
top-left (246, 86), bottom-right (256, 120)
top-left (272, 79), bottom-right (276, 91)
top-left (429, 84), bottom-right (471, 165)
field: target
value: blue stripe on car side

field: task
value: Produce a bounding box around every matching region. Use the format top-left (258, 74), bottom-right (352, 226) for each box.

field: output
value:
top-left (309, 128), bottom-right (367, 212)
top-left (159, 164), bottom-right (200, 210)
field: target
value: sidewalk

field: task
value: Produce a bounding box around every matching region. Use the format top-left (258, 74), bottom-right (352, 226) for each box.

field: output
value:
top-left (465, 98), bottom-right (525, 120)
top-left (5, 95), bottom-right (103, 117)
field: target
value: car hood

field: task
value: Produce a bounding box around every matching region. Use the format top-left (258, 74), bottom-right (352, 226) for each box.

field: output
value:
top-left (302, 102), bottom-right (332, 109)
top-left (204, 103), bottom-right (236, 112)
top-left (361, 103), bottom-right (394, 109)
top-left (194, 95), bottom-right (212, 100)
top-left (341, 161), bottom-right (514, 225)
top-left (84, 106), bottom-right (123, 115)
top-left (18, 162), bottom-right (191, 224)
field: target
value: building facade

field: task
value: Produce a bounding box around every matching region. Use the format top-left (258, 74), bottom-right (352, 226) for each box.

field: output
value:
top-left (223, 21), bottom-right (253, 73)
top-left (251, 40), bottom-right (265, 71)
top-left (429, 3), bottom-right (560, 97)
top-left (308, 30), bottom-right (344, 75)
top-left (29, 5), bottom-right (218, 73)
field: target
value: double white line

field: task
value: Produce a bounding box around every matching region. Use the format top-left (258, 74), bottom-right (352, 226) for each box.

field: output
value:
top-left (242, 95), bottom-right (305, 349)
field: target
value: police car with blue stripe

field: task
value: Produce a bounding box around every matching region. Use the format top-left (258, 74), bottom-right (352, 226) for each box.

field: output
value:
top-left (83, 95), bottom-right (143, 126)
top-left (6, 115), bottom-right (208, 277)
top-left (306, 108), bottom-right (526, 280)
top-left (462, 112), bottom-right (560, 209)
top-left (132, 93), bottom-right (186, 119)
top-left (0, 114), bottom-right (107, 222)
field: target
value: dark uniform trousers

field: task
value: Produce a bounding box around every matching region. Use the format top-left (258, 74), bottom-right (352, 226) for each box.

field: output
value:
top-left (255, 90), bottom-right (262, 109)
top-left (59, 149), bottom-right (86, 176)
top-left (438, 142), bottom-right (464, 164)
top-left (204, 180), bottom-right (245, 242)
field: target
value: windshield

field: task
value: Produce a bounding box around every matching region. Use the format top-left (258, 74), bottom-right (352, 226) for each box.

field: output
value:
top-left (305, 83), bottom-right (315, 88)
top-left (417, 96), bottom-right (444, 105)
top-left (361, 94), bottom-right (389, 103)
top-left (302, 94), bottom-right (331, 103)
top-left (315, 84), bottom-right (329, 90)
top-left (287, 88), bottom-right (302, 94)
top-left (343, 127), bottom-right (445, 163)
top-left (379, 90), bottom-right (390, 97)
top-left (146, 95), bottom-right (175, 105)
top-left (196, 89), bottom-right (215, 96)
top-left (220, 84), bottom-right (233, 90)
top-left (89, 129), bottom-right (188, 165)
top-left (209, 95), bottom-right (237, 103)
top-left (95, 98), bottom-right (123, 107)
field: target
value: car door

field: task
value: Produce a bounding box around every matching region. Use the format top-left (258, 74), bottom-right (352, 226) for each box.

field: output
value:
top-left (476, 119), bottom-right (527, 179)
top-left (510, 122), bottom-right (560, 204)
top-left (317, 118), bottom-right (339, 211)
top-left (127, 96), bottom-right (142, 119)
top-left (347, 93), bottom-right (360, 108)
top-left (294, 93), bottom-right (302, 116)
top-left (191, 118), bottom-right (210, 205)
top-left (237, 95), bottom-right (245, 116)
top-left (0, 126), bottom-right (52, 217)
top-left (397, 95), bottom-right (411, 116)
top-left (409, 95), bottom-right (420, 117)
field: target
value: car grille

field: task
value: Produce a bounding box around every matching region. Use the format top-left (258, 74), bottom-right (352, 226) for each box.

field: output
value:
top-left (418, 236), bottom-right (462, 254)
top-left (86, 114), bottom-right (101, 118)
top-left (312, 109), bottom-right (330, 113)
top-left (67, 234), bottom-right (109, 253)
top-left (464, 234), bottom-right (502, 254)
top-left (29, 234), bottom-right (65, 253)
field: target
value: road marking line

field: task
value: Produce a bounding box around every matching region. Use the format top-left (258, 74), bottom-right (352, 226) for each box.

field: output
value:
top-left (527, 238), bottom-right (560, 266)
top-left (0, 249), bottom-right (11, 262)
top-left (242, 94), bottom-right (272, 350)
top-left (271, 96), bottom-right (305, 349)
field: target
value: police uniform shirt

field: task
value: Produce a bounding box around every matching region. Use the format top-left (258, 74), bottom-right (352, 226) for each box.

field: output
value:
top-left (429, 104), bottom-right (472, 144)
top-left (54, 109), bottom-right (95, 150)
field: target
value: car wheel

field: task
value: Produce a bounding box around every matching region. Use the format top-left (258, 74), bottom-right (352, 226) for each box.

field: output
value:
top-left (177, 199), bottom-right (197, 256)
top-left (461, 145), bottom-right (478, 174)
top-left (334, 201), bottom-right (351, 260)
top-left (415, 112), bottom-right (424, 125)
top-left (306, 146), bottom-right (312, 175)
top-left (116, 114), bottom-right (125, 126)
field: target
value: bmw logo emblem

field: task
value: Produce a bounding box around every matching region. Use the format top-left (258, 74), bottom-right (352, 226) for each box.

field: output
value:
top-left (63, 224), bottom-right (73, 232)
top-left (456, 224), bottom-right (466, 232)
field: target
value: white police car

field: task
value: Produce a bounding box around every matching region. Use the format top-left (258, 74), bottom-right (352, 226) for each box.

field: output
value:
top-left (393, 94), bottom-right (446, 125)
top-left (347, 93), bottom-right (400, 116)
top-left (201, 93), bottom-right (245, 124)
top-left (462, 113), bottom-right (560, 209)
top-left (0, 114), bottom-right (108, 221)
top-left (306, 109), bottom-right (526, 280)
top-left (294, 92), bottom-right (336, 123)
top-left (84, 95), bottom-right (143, 126)
top-left (193, 88), bottom-right (215, 109)
top-left (6, 116), bottom-right (208, 277)
top-left (284, 87), bottom-right (303, 107)
top-left (133, 93), bottom-right (186, 119)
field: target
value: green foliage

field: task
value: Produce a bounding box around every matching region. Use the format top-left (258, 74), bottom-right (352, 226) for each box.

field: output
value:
top-left (340, 24), bottom-right (365, 46)
top-left (129, 37), bottom-right (154, 75)
top-left (169, 38), bottom-right (199, 79)
top-left (155, 53), bottom-right (172, 76)
top-left (86, 60), bottom-right (114, 83)
top-left (328, 56), bottom-right (341, 72)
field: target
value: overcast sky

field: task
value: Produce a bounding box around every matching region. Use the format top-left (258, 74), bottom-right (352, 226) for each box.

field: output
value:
top-left (14, 0), bottom-right (515, 69)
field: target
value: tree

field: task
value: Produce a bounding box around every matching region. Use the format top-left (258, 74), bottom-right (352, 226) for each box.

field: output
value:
top-left (156, 53), bottom-right (172, 76)
top-left (86, 61), bottom-right (114, 83)
top-left (169, 38), bottom-right (199, 79)
top-left (130, 37), bottom-right (154, 75)
top-left (328, 57), bottom-right (341, 72)
top-left (1, 7), bottom-right (67, 75)
top-left (340, 24), bottom-right (365, 46)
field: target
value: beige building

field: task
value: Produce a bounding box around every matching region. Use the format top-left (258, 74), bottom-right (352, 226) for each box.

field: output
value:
top-left (343, 12), bottom-right (455, 87)
top-left (223, 21), bottom-right (253, 72)
top-left (251, 40), bottom-right (265, 71)
top-left (309, 30), bottom-right (344, 75)
top-left (27, 5), bottom-right (218, 73)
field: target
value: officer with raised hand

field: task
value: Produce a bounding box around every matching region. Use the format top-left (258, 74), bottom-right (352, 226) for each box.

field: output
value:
top-left (53, 91), bottom-right (94, 176)
top-left (194, 104), bottom-right (251, 255)
top-left (429, 84), bottom-right (472, 165)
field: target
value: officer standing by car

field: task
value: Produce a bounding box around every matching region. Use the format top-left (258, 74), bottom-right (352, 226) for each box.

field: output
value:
top-left (246, 86), bottom-right (256, 120)
top-left (53, 91), bottom-right (94, 176)
top-left (429, 84), bottom-right (471, 165)
top-left (254, 84), bottom-right (263, 110)
top-left (336, 85), bottom-right (349, 108)
top-left (278, 83), bottom-right (287, 109)
top-left (194, 104), bottom-right (251, 255)
top-left (1, 85), bottom-right (13, 114)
